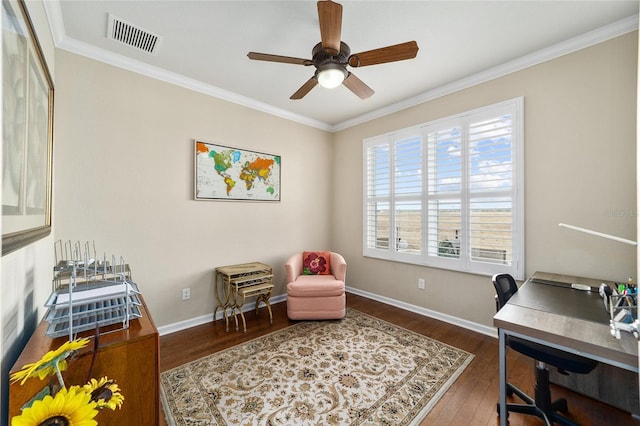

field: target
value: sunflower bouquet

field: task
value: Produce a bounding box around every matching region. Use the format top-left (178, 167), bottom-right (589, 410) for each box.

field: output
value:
top-left (10, 337), bottom-right (124, 426)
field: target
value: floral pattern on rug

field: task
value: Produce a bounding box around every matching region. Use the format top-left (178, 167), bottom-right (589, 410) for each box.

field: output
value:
top-left (161, 309), bottom-right (474, 426)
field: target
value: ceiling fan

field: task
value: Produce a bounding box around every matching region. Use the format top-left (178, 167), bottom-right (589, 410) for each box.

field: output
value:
top-left (247, 0), bottom-right (419, 100)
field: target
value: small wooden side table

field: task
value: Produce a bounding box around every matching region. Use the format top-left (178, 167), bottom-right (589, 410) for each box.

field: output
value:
top-left (214, 262), bottom-right (274, 333)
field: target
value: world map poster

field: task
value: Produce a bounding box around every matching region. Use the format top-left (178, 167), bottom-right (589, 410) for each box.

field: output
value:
top-left (194, 141), bottom-right (281, 201)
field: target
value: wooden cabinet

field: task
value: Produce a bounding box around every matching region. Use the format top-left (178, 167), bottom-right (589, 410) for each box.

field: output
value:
top-left (9, 296), bottom-right (159, 425)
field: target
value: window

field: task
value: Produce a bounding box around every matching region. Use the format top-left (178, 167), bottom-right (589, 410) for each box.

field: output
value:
top-left (363, 98), bottom-right (524, 279)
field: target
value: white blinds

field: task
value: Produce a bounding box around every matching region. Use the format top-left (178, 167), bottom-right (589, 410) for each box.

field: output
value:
top-left (363, 97), bottom-right (523, 278)
top-left (394, 137), bottom-right (422, 254)
top-left (468, 114), bottom-right (513, 264)
top-left (427, 125), bottom-right (462, 258)
top-left (366, 144), bottom-right (390, 249)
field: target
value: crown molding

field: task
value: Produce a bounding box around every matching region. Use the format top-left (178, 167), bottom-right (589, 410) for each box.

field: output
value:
top-left (43, 0), bottom-right (65, 44)
top-left (331, 14), bottom-right (639, 132)
top-left (44, 1), bottom-right (637, 133)
top-left (58, 35), bottom-right (333, 131)
top-left (43, 1), bottom-right (332, 132)
top-left (56, 35), bottom-right (333, 131)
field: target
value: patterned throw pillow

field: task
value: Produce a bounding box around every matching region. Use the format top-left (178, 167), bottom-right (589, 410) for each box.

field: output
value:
top-left (302, 251), bottom-right (331, 275)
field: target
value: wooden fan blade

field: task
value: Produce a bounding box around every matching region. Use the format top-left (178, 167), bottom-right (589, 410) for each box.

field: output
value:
top-left (348, 41), bottom-right (419, 67)
top-left (247, 52), bottom-right (313, 66)
top-left (343, 72), bottom-right (374, 99)
top-left (317, 0), bottom-right (342, 55)
top-left (290, 77), bottom-right (318, 100)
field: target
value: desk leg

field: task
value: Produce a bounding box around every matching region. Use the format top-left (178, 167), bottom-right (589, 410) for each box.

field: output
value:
top-left (498, 329), bottom-right (507, 426)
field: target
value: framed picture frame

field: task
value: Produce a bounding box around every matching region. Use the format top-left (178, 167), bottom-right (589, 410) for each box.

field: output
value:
top-left (194, 140), bottom-right (281, 202)
top-left (2, 0), bottom-right (54, 255)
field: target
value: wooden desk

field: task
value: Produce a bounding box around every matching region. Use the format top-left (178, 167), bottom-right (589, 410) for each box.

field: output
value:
top-left (9, 296), bottom-right (160, 425)
top-left (493, 272), bottom-right (638, 426)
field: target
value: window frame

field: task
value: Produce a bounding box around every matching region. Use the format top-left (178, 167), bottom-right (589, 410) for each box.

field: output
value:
top-left (362, 97), bottom-right (524, 279)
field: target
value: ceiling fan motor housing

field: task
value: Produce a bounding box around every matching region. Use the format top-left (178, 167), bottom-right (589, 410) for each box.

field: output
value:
top-left (312, 41), bottom-right (351, 69)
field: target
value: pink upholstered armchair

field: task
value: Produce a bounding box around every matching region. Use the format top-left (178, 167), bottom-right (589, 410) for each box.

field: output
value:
top-left (285, 251), bottom-right (346, 320)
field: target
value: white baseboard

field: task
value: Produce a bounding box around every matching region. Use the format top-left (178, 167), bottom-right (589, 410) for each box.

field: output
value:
top-left (157, 289), bottom-right (497, 339)
top-left (345, 286), bottom-right (497, 339)
top-left (157, 294), bottom-right (287, 336)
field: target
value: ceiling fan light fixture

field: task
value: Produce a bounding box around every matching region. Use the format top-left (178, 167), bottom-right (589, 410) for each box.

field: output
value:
top-left (248, 1), bottom-right (417, 99)
top-left (317, 65), bottom-right (347, 89)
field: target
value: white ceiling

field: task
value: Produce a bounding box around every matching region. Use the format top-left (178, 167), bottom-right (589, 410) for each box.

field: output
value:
top-left (45, 1), bottom-right (639, 131)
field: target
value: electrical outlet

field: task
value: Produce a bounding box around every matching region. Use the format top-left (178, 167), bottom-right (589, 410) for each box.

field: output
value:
top-left (182, 288), bottom-right (191, 300)
top-left (418, 278), bottom-right (425, 290)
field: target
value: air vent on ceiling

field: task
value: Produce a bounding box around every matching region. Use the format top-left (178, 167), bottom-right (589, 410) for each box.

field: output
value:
top-left (107, 14), bottom-right (162, 55)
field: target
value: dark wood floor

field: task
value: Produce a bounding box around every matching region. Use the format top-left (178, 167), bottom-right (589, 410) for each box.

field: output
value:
top-left (159, 293), bottom-right (638, 425)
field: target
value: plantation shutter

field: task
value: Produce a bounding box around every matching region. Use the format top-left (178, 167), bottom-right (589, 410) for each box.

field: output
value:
top-left (365, 143), bottom-right (391, 250)
top-left (363, 97), bottom-right (523, 278)
top-left (394, 137), bottom-right (422, 254)
top-left (468, 113), bottom-right (514, 265)
top-left (427, 125), bottom-right (462, 259)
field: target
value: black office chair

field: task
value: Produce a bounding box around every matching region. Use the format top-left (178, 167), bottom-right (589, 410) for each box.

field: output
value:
top-left (492, 273), bottom-right (599, 426)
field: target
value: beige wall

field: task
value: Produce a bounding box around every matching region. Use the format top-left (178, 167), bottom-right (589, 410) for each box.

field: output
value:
top-left (1, 0), bottom-right (56, 421)
top-left (40, 31), bottom-right (640, 334)
top-left (2, 12), bottom-right (637, 423)
top-left (332, 32), bottom-right (638, 327)
top-left (1, 2), bottom-right (637, 423)
top-left (53, 50), bottom-right (333, 328)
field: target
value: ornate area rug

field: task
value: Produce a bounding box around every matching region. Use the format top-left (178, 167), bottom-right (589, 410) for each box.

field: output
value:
top-left (161, 308), bottom-right (474, 425)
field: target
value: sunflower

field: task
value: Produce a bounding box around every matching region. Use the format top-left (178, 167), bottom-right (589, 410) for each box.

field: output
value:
top-left (82, 377), bottom-right (124, 410)
top-left (11, 386), bottom-right (98, 426)
top-left (11, 338), bottom-right (91, 386)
